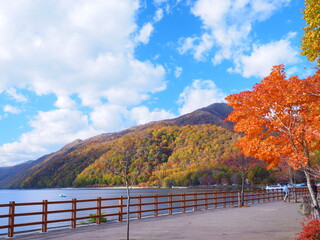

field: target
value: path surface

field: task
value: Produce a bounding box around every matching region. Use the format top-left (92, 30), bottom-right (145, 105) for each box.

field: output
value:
top-left (8, 201), bottom-right (304, 240)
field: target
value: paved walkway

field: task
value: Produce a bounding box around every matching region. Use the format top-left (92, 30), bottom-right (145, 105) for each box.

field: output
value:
top-left (8, 201), bottom-right (304, 240)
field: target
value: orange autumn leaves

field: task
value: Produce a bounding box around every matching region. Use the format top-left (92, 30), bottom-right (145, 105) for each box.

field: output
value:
top-left (226, 65), bottom-right (320, 170)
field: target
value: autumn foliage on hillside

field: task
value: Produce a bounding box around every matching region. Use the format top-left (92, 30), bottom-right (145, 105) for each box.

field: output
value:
top-left (74, 124), bottom-right (242, 187)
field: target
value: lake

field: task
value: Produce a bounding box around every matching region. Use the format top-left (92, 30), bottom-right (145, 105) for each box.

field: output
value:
top-left (0, 187), bottom-right (215, 236)
top-left (0, 187), bottom-right (215, 204)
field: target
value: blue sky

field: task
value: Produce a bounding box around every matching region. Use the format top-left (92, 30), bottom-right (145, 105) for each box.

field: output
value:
top-left (0, 0), bottom-right (315, 166)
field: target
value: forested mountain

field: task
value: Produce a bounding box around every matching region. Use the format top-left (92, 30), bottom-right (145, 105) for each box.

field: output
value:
top-left (74, 124), bottom-right (240, 187)
top-left (0, 103), bottom-right (244, 188)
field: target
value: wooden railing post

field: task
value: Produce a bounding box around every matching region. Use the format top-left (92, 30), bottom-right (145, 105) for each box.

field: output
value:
top-left (96, 197), bottom-right (102, 225)
top-left (252, 190), bottom-right (255, 204)
top-left (231, 192), bottom-right (234, 207)
top-left (214, 193), bottom-right (218, 208)
top-left (118, 196), bottom-right (123, 222)
top-left (278, 189), bottom-right (281, 200)
top-left (8, 201), bottom-right (15, 237)
top-left (223, 192), bottom-right (227, 208)
top-left (182, 193), bottom-right (186, 213)
top-left (137, 195), bottom-right (142, 219)
top-left (42, 200), bottom-right (48, 232)
top-left (71, 198), bottom-right (77, 228)
top-left (192, 193), bottom-right (196, 211)
top-left (154, 195), bottom-right (158, 217)
top-left (169, 194), bottom-right (173, 215)
top-left (269, 189), bottom-right (272, 201)
top-left (205, 192), bottom-right (208, 210)
top-left (272, 189), bottom-right (275, 201)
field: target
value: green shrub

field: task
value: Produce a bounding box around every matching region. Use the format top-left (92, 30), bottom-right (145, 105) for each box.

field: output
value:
top-left (80, 213), bottom-right (107, 224)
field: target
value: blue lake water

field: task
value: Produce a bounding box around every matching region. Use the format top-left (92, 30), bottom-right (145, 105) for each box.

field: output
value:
top-left (0, 187), bottom-right (212, 204)
top-left (0, 188), bottom-right (215, 236)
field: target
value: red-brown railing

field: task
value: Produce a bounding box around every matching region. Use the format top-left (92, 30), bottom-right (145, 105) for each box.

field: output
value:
top-left (0, 187), bottom-right (309, 237)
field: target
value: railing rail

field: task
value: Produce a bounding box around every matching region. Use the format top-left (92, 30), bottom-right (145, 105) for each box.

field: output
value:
top-left (0, 187), bottom-right (309, 237)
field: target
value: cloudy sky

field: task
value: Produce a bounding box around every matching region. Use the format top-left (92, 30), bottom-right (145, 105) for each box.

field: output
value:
top-left (0, 0), bottom-right (314, 166)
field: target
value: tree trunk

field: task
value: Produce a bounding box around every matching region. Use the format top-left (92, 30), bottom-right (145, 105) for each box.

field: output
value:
top-left (240, 172), bottom-right (245, 207)
top-left (304, 169), bottom-right (320, 219)
top-left (126, 180), bottom-right (130, 240)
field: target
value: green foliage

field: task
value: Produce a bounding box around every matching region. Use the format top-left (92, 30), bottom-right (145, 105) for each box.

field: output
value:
top-left (79, 213), bottom-right (107, 224)
top-left (300, 0), bottom-right (320, 65)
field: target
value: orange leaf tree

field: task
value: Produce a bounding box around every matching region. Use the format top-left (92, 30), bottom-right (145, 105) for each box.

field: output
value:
top-left (225, 65), bottom-right (320, 218)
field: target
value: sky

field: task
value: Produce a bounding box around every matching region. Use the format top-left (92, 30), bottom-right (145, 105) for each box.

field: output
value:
top-left (0, 0), bottom-right (315, 166)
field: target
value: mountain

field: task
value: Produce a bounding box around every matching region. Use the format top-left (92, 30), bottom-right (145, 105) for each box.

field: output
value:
top-left (129, 102), bottom-right (234, 131)
top-left (165, 102), bottom-right (234, 130)
top-left (74, 123), bottom-right (239, 188)
top-left (0, 103), bottom-right (235, 188)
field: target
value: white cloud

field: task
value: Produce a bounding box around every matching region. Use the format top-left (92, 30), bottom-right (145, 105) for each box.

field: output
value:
top-left (154, 0), bottom-right (169, 5)
top-left (0, 0), bottom-right (169, 166)
top-left (154, 8), bottom-right (164, 22)
top-left (90, 104), bottom-right (128, 131)
top-left (179, 33), bottom-right (214, 61)
top-left (136, 23), bottom-right (154, 44)
top-left (54, 95), bottom-right (76, 109)
top-left (180, 0), bottom-right (291, 65)
top-left (178, 79), bottom-right (226, 115)
top-left (0, 0), bottom-right (166, 103)
top-left (178, 36), bottom-right (197, 55)
top-left (193, 33), bottom-right (214, 61)
top-left (5, 88), bottom-right (28, 102)
top-left (130, 106), bottom-right (176, 125)
top-left (174, 66), bottom-right (183, 78)
top-left (0, 109), bottom-right (99, 165)
top-left (90, 104), bottom-right (176, 132)
top-left (3, 104), bottom-right (21, 114)
top-left (229, 35), bottom-right (300, 78)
